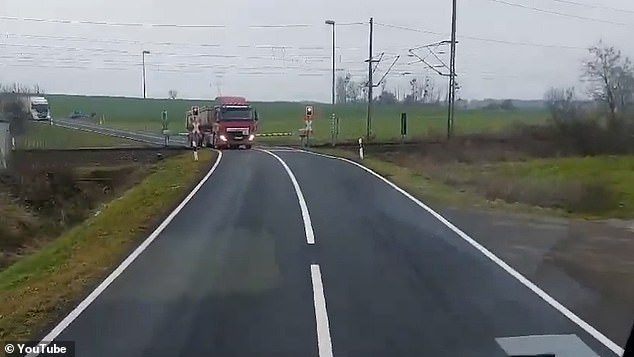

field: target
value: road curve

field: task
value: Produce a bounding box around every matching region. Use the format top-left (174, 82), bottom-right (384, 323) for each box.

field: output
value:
top-left (50, 149), bottom-right (318, 356)
top-left (36, 148), bottom-right (624, 357)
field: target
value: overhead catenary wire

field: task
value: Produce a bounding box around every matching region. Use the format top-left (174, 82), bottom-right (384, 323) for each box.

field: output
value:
top-left (0, 14), bottom-right (597, 99)
top-left (542, 0), bottom-right (634, 14)
top-left (0, 43), bottom-right (340, 62)
top-left (484, 0), bottom-right (633, 26)
top-left (0, 59), bottom-right (558, 81)
top-left (374, 22), bottom-right (588, 50)
top-left (1, 32), bottom-right (374, 55)
top-left (0, 16), bottom-right (365, 29)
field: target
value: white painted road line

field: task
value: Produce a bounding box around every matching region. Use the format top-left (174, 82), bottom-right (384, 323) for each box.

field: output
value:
top-left (311, 264), bottom-right (334, 357)
top-left (28, 151), bottom-right (224, 357)
top-left (258, 149), bottom-right (316, 244)
top-left (267, 148), bottom-right (302, 152)
top-left (296, 149), bottom-right (625, 357)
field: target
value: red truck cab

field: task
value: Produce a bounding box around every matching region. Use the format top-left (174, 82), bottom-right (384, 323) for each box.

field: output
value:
top-left (210, 96), bottom-right (258, 149)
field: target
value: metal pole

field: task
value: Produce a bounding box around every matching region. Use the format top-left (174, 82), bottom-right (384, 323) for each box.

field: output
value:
top-left (448, 0), bottom-right (457, 138)
top-left (366, 17), bottom-right (374, 141)
top-left (331, 23), bottom-right (336, 109)
top-left (142, 52), bottom-right (147, 99)
top-left (325, 20), bottom-right (337, 146)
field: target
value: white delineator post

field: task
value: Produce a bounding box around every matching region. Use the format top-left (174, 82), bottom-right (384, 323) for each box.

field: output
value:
top-left (359, 137), bottom-right (364, 160)
top-left (192, 141), bottom-right (198, 161)
top-left (12, 137), bottom-right (16, 151)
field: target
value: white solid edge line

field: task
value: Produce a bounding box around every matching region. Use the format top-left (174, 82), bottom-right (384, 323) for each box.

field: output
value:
top-left (295, 149), bottom-right (625, 357)
top-left (311, 264), bottom-right (334, 357)
top-left (257, 149), bottom-right (316, 244)
top-left (28, 150), bottom-right (224, 356)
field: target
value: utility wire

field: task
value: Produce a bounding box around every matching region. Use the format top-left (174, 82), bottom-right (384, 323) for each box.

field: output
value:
top-left (485, 0), bottom-right (632, 26)
top-left (0, 43), bottom-right (336, 61)
top-left (543, 0), bottom-right (634, 14)
top-left (375, 22), bottom-right (587, 50)
top-left (0, 16), bottom-right (365, 29)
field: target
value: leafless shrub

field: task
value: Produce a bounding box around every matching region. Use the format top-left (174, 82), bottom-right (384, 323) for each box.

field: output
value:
top-left (476, 176), bottom-right (616, 214)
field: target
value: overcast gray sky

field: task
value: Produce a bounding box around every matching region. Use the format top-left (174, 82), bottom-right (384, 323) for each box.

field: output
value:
top-left (1, 0), bottom-right (633, 102)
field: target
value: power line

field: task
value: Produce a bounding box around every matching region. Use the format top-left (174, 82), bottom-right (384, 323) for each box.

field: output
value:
top-left (3, 33), bottom-right (222, 48)
top-left (485, 0), bottom-right (632, 26)
top-left (541, 0), bottom-right (634, 15)
top-left (0, 43), bottom-right (338, 61)
top-left (374, 22), bottom-right (587, 50)
top-left (0, 53), bottom-right (347, 72)
top-left (2, 32), bottom-right (372, 53)
top-left (0, 16), bottom-right (365, 29)
top-left (0, 62), bottom-right (350, 77)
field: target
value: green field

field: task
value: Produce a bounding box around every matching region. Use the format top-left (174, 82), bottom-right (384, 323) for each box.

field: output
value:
top-left (18, 121), bottom-right (140, 149)
top-left (48, 95), bottom-right (548, 143)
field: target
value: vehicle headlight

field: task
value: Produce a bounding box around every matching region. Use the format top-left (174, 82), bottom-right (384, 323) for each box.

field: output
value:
top-left (219, 135), bottom-right (227, 142)
top-left (248, 134), bottom-right (255, 141)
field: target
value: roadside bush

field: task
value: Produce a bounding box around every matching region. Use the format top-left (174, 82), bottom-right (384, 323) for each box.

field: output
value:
top-left (0, 93), bottom-right (29, 136)
top-left (477, 176), bottom-right (616, 214)
top-left (543, 86), bottom-right (634, 155)
top-left (3, 169), bottom-right (95, 228)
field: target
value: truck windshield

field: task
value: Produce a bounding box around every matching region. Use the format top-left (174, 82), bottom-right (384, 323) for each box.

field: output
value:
top-left (32, 104), bottom-right (49, 113)
top-left (221, 107), bottom-right (253, 120)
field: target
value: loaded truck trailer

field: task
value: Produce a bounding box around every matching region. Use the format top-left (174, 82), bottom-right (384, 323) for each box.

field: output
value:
top-left (186, 96), bottom-right (258, 149)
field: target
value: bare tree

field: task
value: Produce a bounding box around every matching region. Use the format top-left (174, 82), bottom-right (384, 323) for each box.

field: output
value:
top-left (583, 41), bottom-right (634, 120)
top-left (336, 74), bottom-right (348, 104)
top-left (421, 76), bottom-right (443, 104)
top-left (403, 76), bottom-right (442, 104)
top-left (544, 87), bottom-right (578, 126)
top-left (410, 78), bottom-right (419, 102)
top-left (0, 83), bottom-right (36, 136)
top-left (168, 89), bottom-right (178, 99)
top-left (377, 79), bottom-right (397, 104)
top-left (358, 76), bottom-right (369, 103)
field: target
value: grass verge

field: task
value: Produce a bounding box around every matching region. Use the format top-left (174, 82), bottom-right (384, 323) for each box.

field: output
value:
top-left (0, 149), bottom-right (216, 342)
top-left (314, 148), bottom-right (572, 218)
top-left (17, 122), bottom-right (141, 149)
top-left (316, 148), bottom-right (634, 219)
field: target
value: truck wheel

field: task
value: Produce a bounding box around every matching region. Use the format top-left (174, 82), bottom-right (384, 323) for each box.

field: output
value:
top-left (246, 145), bottom-right (252, 149)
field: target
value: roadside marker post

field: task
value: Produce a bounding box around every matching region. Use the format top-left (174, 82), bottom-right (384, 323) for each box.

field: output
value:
top-left (400, 112), bottom-right (407, 144)
top-left (161, 110), bottom-right (169, 146)
top-left (359, 138), bottom-right (364, 160)
top-left (330, 113), bottom-right (336, 147)
top-left (192, 141), bottom-right (198, 161)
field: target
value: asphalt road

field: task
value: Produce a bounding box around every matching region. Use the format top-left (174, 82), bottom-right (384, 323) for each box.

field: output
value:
top-left (36, 147), bottom-right (626, 357)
